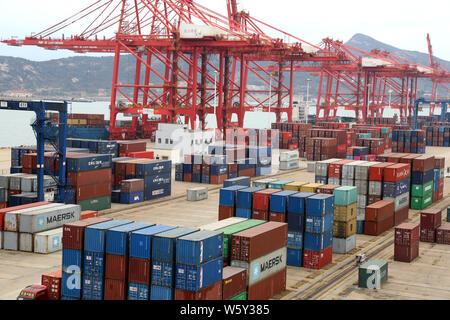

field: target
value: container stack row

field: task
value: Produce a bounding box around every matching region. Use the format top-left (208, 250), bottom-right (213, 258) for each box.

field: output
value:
top-left (423, 125), bottom-right (450, 147)
top-left (394, 223), bottom-right (420, 262)
top-left (332, 186), bottom-right (358, 253)
top-left (0, 173), bottom-right (56, 206)
top-left (391, 130), bottom-right (426, 154)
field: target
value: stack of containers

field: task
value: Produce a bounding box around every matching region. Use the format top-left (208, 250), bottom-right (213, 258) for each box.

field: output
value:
top-left (174, 230), bottom-right (224, 300)
top-left (279, 151), bottom-right (299, 170)
top-left (269, 190), bottom-right (298, 222)
top-left (235, 187), bottom-right (264, 219)
top-left (392, 130), bottom-right (426, 153)
top-left (82, 220), bottom-right (133, 300)
top-left (41, 270), bottom-right (62, 300)
top-left (333, 186), bottom-right (358, 253)
top-left (410, 155), bottom-right (435, 210)
top-left (103, 222), bottom-right (153, 300)
top-left (61, 217), bottom-right (112, 300)
top-left (314, 159), bottom-right (342, 184)
top-left (218, 185), bottom-right (248, 220)
top-left (303, 194), bottom-right (334, 269)
top-left (364, 200), bottom-right (395, 236)
top-left (420, 209), bottom-right (442, 243)
top-left (150, 228), bottom-right (198, 300)
top-left (355, 162), bottom-right (380, 225)
top-left (135, 160), bottom-right (172, 202)
top-left (119, 179), bottom-right (145, 204)
top-left (383, 163), bottom-right (411, 225)
top-left (222, 266), bottom-right (247, 300)
top-left (394, 223), bottom-right (420, 262)
top-left (230, 222), bottom-right (287, 300)
top-left (175, 163), bottom-right (183, 182)
top-left (286, 192), bottom-right (315, 266)
top-left (127, 225), bottom-right (177, 300)
top-left (252, 189), bottom-right (280, 221)
top-left (328, 160), bottom-right (355, 186)
top-left (433, 157), bottom-right (445, 202)
top-left (368, 162), bottom-right (395, 206)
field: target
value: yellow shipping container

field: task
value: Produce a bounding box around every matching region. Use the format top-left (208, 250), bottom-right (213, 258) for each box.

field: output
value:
top-left (79, 119), bottom-right (88, 125)
top-left (283, 182), bottom-right (309, 191)
top-left (67, 119), bottom-right (79, 125)
top-left (333, 219), bottom-right (357, 238)
top-left (334, 203), bottom-right (357, 222)
top-left (300, 183), bottom-right (324, 193)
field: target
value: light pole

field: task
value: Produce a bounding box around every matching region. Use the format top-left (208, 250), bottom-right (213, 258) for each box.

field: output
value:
top-left (213, 70), bottom-right (218, 117)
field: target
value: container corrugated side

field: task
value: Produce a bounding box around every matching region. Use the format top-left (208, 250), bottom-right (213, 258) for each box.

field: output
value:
top-left (33, 228), bottom-right (63, 254)
top-left (199, 218), bottom-right (247, 231)
top-left (175, 256), bottom-right (223, 291)
top-left (176, 230), bottom-right (224, 265)
top-left (129, 225), bottom-right (177, 259)
top-left (84, 220), bottom-right (134, 253)
top-left (105, 222), bottom-right (154, 256)
top-left (151, 228), bottom-right (198, 262)
top-left (4, 203), bottom-right (63, 232)
top-left (19, 204), bottom-right (82, 233)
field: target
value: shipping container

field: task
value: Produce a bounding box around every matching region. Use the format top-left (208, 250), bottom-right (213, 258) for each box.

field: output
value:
top-left (4, 203), bottom-right (63, 232)
top-left (84, 220), bottom-right (134, 253)
top-left (150, 285), bottom-right (173, 300)
top-left (175, 256), bottom-right (223, 291)
top-left (127, 282), bottom-right (149, 300)
top-left (306, 194), bottom-right (334, 216)
top-left (287, 192), bottom-right (315, 215)
top-left (176, 230), bottom-right (224, 265)
top-left (394, 242), bottom-right (419, 263)
top-left (358, 260), bottom-right (388, 288)
top-left (420, 209), bottom-right (442, 229)
top-left (222, 266), bottom-right (247, 300)
top-left (199, 218), bottom-right (247, 231)
top-left (34, 228), bottom-right (63, 254)
top-left (63, 217), bottom-right (113, 251)
top-left (247, 268), bottom-right (286, 300)
top-left (41, 270), bottom-right (62, 300)
top-left (269, 190), bottom-right (299, 213)
top-left (104, 278), bottom-right (127, 300)
top-left (303, 246), bottom-right (332, 269)
top-left (82, 274), bottom-right (104, 300)
top-left (394, 223), bottom-right (420, 246)
top-left (365, 200), bottom-right (395, 222)
top-left (106, 222), bottom-right (154, 256)
top-left (252, 189), bottom-right (281, 211)
top-left (151, 228), bottom-right (198, 262)
top-left (105, 253), bottom-right (128, 281)
top-left (129, 225), bottom-right (177, 259)
top-left (332, 235), bottom-right (356, 254)
top-left (219, 185), bottom-right (248, 207)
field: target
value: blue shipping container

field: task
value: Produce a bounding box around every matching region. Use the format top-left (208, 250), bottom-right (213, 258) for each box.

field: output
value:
top-left (411, 169), bottom-right (434, 185)
top-left (219, 185), bottom-right (247, 206)
top-left (235, 207), bottom-right (252, 219)
top-left (192, 173), bottom-right (201, 183)
top-left (62, 248), bottom-right (82, 273)
top-left (143, 173), bottom-right (171, 188)
top-left (175, 257), bottom-right (223, 291)
top-left (255, 166), bottom-right (271, 176)
top-left (303, 229), bottom-right (333, 251)
top-left (305, 214), bottom-right (334, 234)
top-left (151, 260), bottom-right (174, 287)
top-left (223, 176), bottom-right (251, 188)
top-left (287, 248), bottom-right (303, 267)
top-left (84, 220), bottom-right (134, 253)
top-left (306, 194), bottom-right (334, 216)
top-left (144, 183), bottom-right (171, 201)
top-left (211, 164), bottom-right (228, 175)
top-left (136, 160), bottom-right (172, 176)
top-left (270, 190), bottom-right (299, 213)
top-left (236, 187), bottom-right (264, 209)
top-left (383, 179), bottom-right (410, 198)
top-left (67, 154), bottom-right (112, 172)
top-left (287, 212), bottom-right (305, 232)
top-left (150, 285), bottom-right (173, 300)
top-left (106, 222), bottom-right (154, 256)
top-left (228, 171), bottom-right (238, 179)
top-left (176, 230), bottom-right (223, 265)
top-left (120, 191), bottom-right (144, 204)
top-left (81, 274), bottom-right (104, 300)
top-left (287, 231), bottom-right (303, 249)
top-left (288, 193), bottom-right (315, 215)
top-left (315, 176), bottom-right (328, 184)
top-left (61, 271), bottom-right (82, 299)
top-left (83, 251), bottom-right (105, 276)
top-left (356, 221), bottom-right (365, 234)
top-left (201, 175), bottom-right (210, 184)
top-left (183, 164), bottom-right (193, 174)
top-left (175, 172), bottom-right (183, 182)
top-left (130, 225), bottom-right (177, 259)
top-left (128, 282), bottom-right (149, 300)
top-left (151, 228), bottom-right (198, 262)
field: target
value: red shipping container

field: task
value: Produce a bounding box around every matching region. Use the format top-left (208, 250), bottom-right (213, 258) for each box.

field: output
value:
top-left (365, 200), bottom-right (395, 222)
top-left (41, 270), bottom-right (62, 300)
top-left (420, 209), bottom-right (442, 229)
top-left (328, 160), bottom-right (355, 178)
top-left (128, 257), bottom-right (151, 284)
top-left (247, 268), bottom-right (286, 300)
top-left (21, 168), bottom-right (32, 174)
top-left (210, 174), bottom-right (227, 185)
top-left (387, 153), bottom-right (409, 163)
top-left (394, 242), bottom-right (419, 263)
top-left (364, 215), bottom-right (394, 236)
top-left (394, 206), bottom-right (409, 226)
top-left (367, 195), bottom-right (382, 205)
top-left (74, 182), bottom-right (111, 202)
top-left (399, 154), bottom-right (422, 165)
top-left (228, 163), bottom-right (238, 173)
top-left (183, 173), bottom-right (192, 182)
top-left (231, 222), bottom-right (287, 262)
top-left (269, 211), bottom-right (286, 222)
top-left (252, 209), bottom-right (269, 221)
top-left (434, 156), bottom-right (445, 169)
top-left (218, 205), bottom-right (234, 221)
top-left (316, 185), bottom-right (340, 195)
top-left (383, 163), bottom-right (410, 182)
top-left (253, 189), bottom-right (280, 211)
top-left (118, 141), bottom-right (147, 154)
top-left (104, 279), bottom-right (127, 300)
top-left (439, 188), bottom-right (443, 200)
top-left (412, 155), bottom-right (435, 172)
top-left (81, 210), bottom-right (99, 220)
top-left (436, 224), bottom-right (450, 245)
top-left (120, 179), bottom-right (145, 193)
top-left (0, 202), bottom-right (50, 231)
top-left (105, 254), bottom-right (128, 281)
top-left (192, 164), bottom-right (202, 174)
top-left (126, 151), bottom-right (154, 159)
top-left (238, 168), bottom-right (255, 177)
top-left (67, 168), bottom-right (112, 187)
top-left (175, 281), bottom-right (223, 300)
top-left (0, 202), bottom-right (6, 209)
top-left (369, 162), bottom-right (396, 181)
top-left (439, 179), bottom-right (444, 190)
top-left (222, 266), bottom-right (247, 300)
top-left (394, 222), bottom-right (420, 246)
top-left (63, 217), bottom-right (112, 250)
top-left (420, 227), bottom-right (436, 243)
top-left (303, 246), bottom-right (333, 269)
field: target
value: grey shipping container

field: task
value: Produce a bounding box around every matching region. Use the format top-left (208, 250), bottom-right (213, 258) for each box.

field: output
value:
top-left (341, 179), bottom-right (354, 187)
top-left (357, 208), bottom-right (366, 221)
top-left (3, 231), bottom-right (19, 250)
top-left (383, 193), bottom-right (409, 212)
top-left (4, 203), bottom-right (64, 232)
top-left (354, 180), bottom-right (368, 195)
top-left (19, 233), bottom-right (35, 252)
top-left (342, 161), bottom-right (366, 180)
top-left (328, 177), bottom-right (341, 185)
top-left (0, 187), bottom-right (7, 203)
top-left (279, 160), bottom-right (299, 170)
top-left (0, 231), bottom-right (2, 249)
top-left (355, 162), bottom-right (380, 181)
top-left (279, 151), bottom-right (299, 162)
top-left (332, 235), bottom-right (356, 254)
top-left (357, 195), bottom-right (367, 209)
top-left (19, 204), bottom-right (82, 233)
top-left (34, 228), bottom-right (63, 254)
top-left (230, 246), bottom-right (286, 286)
top-left (0, 173), bottom-right (26, 189)
top-left (10, 174), bottom-right (29, 191)
top-left (252, 178), bottom-right (277, 188)
top-left (368, 181), bottom-right (382, 196)
top-left (187, 187), bottom-right (208, 201)
top-left (315, 159), bottom-right (341, 177)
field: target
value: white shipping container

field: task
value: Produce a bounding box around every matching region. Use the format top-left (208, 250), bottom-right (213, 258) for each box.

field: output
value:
top-left (200, 217), bottom-right (247, 231)
top-left (368, 181), bottom-right (382, 196)
top-left (10, 174), bottom-right (31, 191)
top-left (332, 235), bottom-right (356, 254)
top-left (187, 187), bottom-right (208, 201)
top-left (315, 159), bottom-right (341, 177)
top-left (21, 176), bottom-right (37, 192)
top-left (231, 246), bottom-right (287, 286)
top-left (4, 203), bottom-right (63, 232)
top-left (384, 193), bottom-right (410, 211)
top-left (328, 177), bottom-right (341, 185)
top-left (355, 162), bottom-right (380, 181)
top-left (354, 180), bottom-right (368, 195)
top-left (3, 231), bottom-right (19, 250)
top-left (280, 151), bottom-right (299, 162)
top-left (357, 208), bottom-right (366, 221)
top-left (19, 204), bottom-right (81, 233)
top-left (279, 160), bottom-right (299, 170)
top-left (342, 161), bottom-right (367, 180)
top-left (341, 179), bottom-right (354, 187)
top-left (252, 178), bottom-right (277, 188)
top-left (19, 233), bottom-right (34, 252)
top-left (0, 173), bottom-right (26, 189)
top-left (34, 228), bottom-right (63, 254)
top-left (358, 194), bottom-right (367, 209)
top-left (307, 162), bottom-right (315, 172)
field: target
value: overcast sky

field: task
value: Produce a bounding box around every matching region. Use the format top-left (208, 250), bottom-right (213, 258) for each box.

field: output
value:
top-left (0, 0), bottom-right (449, 61)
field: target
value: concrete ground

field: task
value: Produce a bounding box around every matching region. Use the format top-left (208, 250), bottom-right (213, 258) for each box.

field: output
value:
top-left (0, 146), bottom-right (450, 300)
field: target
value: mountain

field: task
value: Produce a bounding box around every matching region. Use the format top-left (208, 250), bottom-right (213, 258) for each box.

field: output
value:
top-left (0, 34), bottom-right (448, 100)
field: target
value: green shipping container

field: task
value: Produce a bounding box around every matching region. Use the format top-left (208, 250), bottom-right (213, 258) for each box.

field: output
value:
top-left (447, 206), bottom-right (450, 222)
top-left (268, 180), bottom-right (294, 190)
top-left (230, 291), bottom-right (247, 300)
top-left (217, 219), bottom-right (267, 258)
top-left (380, 128), bottom-right (390, 134)
top-left (410, 192), bottom-right (433, 210)
top-left (358, 260), bottom-right (388, 288)
top-left (77, 195), bottom-right (111, 211)
top-left (333, 186), bottom-right (357, 206)
top-left (411, 181), bottom-right (433, 198)
top-left (358, 133), bottom-right (372, 138)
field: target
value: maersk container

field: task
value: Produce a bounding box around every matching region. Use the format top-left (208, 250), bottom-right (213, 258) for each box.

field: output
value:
top-left (4, 203), bottom-right (63, 232)
top-left (235, 207), bottom-right (252, 218)
top-left (128, 282), bottom-right (149, 300)
top-left (288, 192), bottom-right (315, 215)
top-left (287, 212), bottom-right (305, 232)
top-left (144, 184), bottom-right (171, 201)
top-left (287, 248), bottom-right (303, 267)
top-left (270, 190), bottom-right (298, 213)
top-left (151, 260), bottom-right (174, 287)
top-left (67, 154), bottom-right (112, 172)
top-left (303, 229), bottom-right (333, 251)
top-left (224, 177), bottom-right (251, 188)
top-left (143, 173), bottom-right (171, 188)
top-left (106, 222), bottom-right (154, 256)
top-left (19, 204), bottom-right (82, 234)
top-left (219, 185), bottom-right (248, 207)
top-left (306, 194), bottom-right (334, 217)
top-left (150, 285), bottom-right (173, 300)
top-left (236, 187), bottom-right (264, 209)
top-left (176, 230), bottom-right (224, 265)
top-left (84, 220), bottom-right (134, 253)
top-left (175, 256), bottom-right (223, 291)
top-left (62, 248), bottom-right (83, 274)
top-left (305, 214), bottom-right (334, 234)
top-left (129, 225), bottom-right (177, 259)
top-left (83, 251), bottom-right (106, 276)
top-left (62, 270), bottom-right (82, 298)
top-left (383, 179), bottom-right (410, 198)
top-left (287, 231), bottom-right (303, 249)
top-left (82, 274), bottom-right (104, 300)
top-left (151, 227), bottom-right (198, 262)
